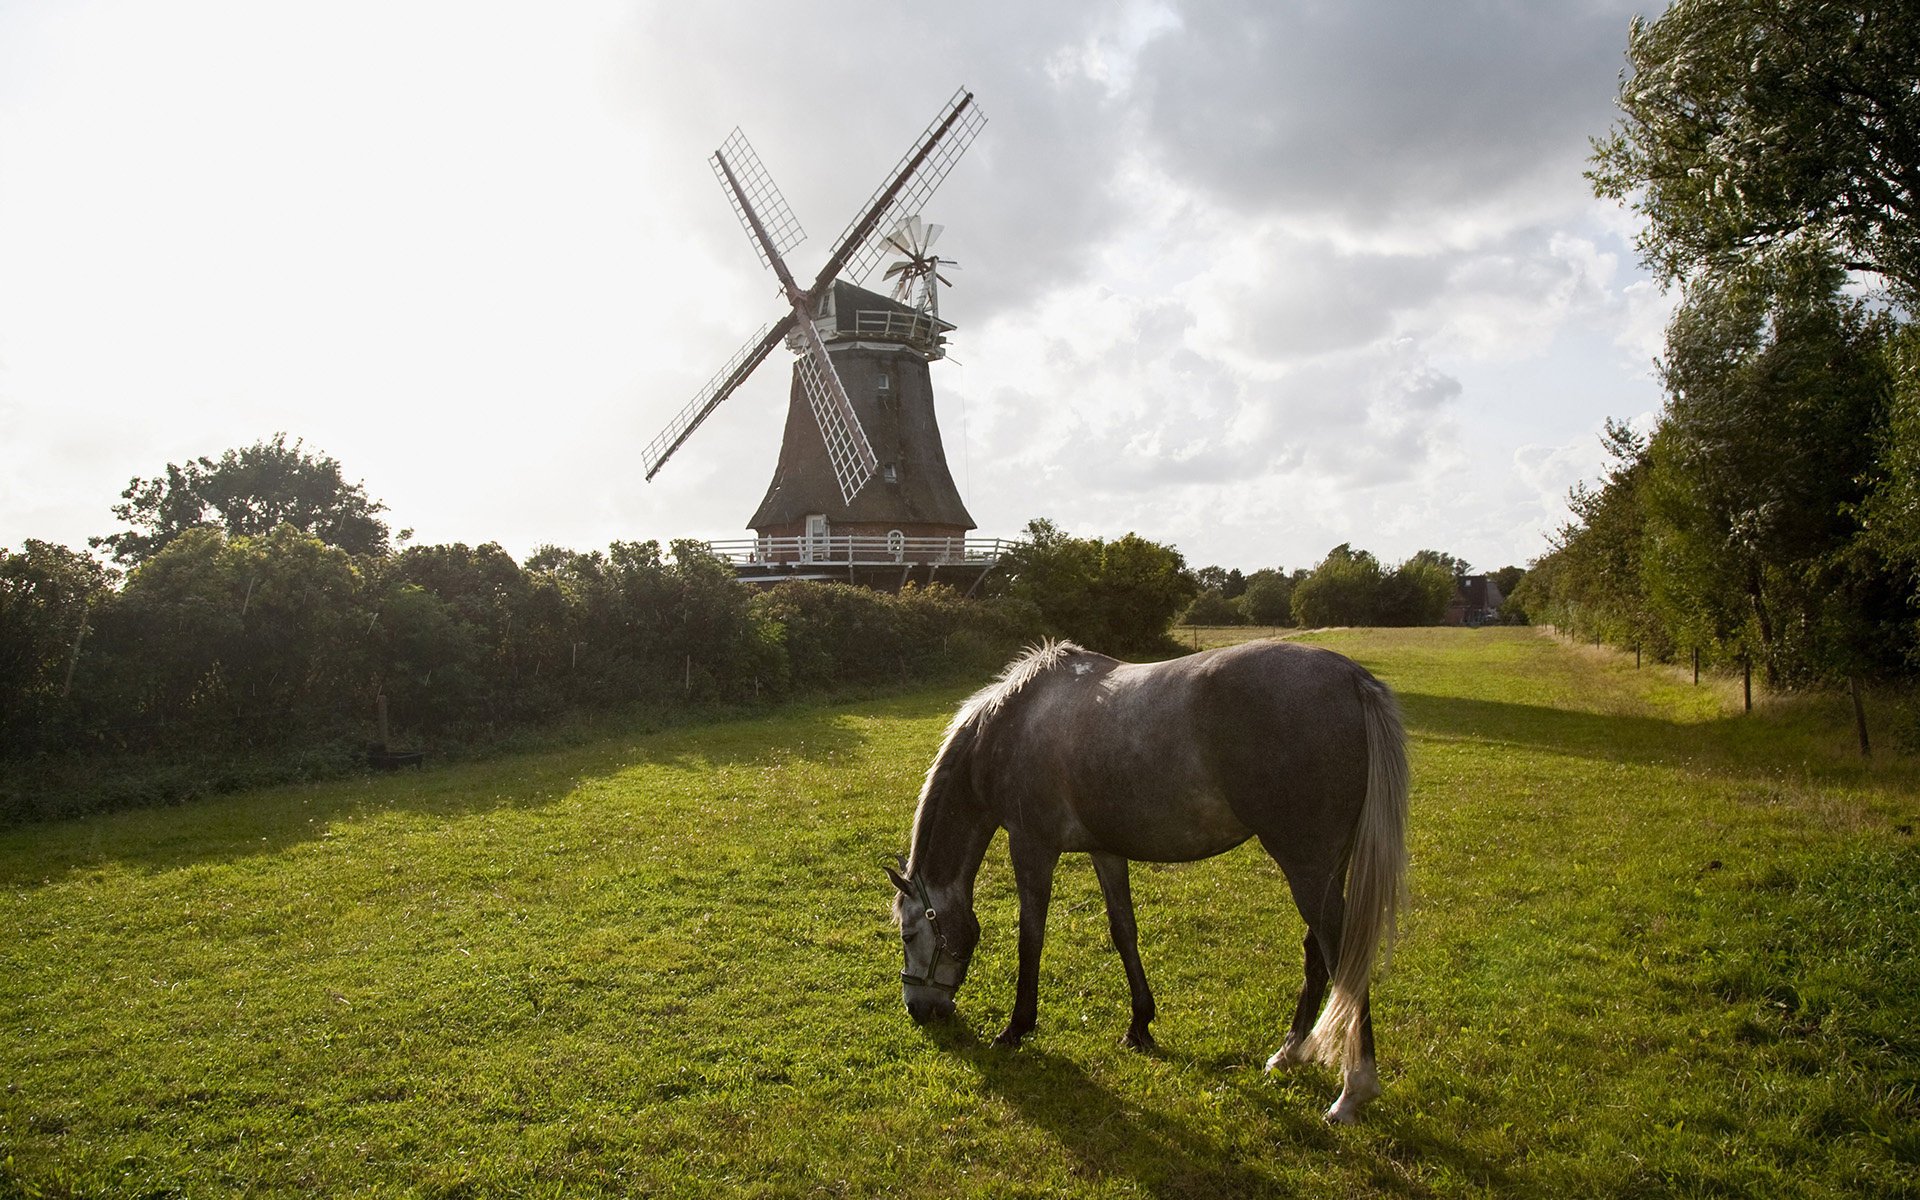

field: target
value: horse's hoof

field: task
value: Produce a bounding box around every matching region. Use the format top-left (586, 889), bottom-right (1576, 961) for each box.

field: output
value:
top-left (1324, 1102), bottom-right (1361, 1125)
top-left (993, 1027), bottom-right (1028, 1048)
top-left (1123, 1027), bottom-right (1157, 1052)
top-left (1264, 1033), bottom-right (1310, 1072)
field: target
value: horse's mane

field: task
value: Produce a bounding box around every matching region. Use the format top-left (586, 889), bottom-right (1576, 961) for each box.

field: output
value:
top-left (953, 638), bottom-right (1083, 729)
top-left (903, 640), bottom-right (1083, 877)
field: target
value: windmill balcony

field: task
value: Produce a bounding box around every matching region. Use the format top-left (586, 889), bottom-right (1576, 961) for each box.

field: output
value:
top-left (848, 309), bottom-right (947, 354)
top-left (701, 535), bottom-right (1020, 594)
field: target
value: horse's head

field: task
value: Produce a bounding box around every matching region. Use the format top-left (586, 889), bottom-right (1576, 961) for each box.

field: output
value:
top-left (887, 861), bottom-right (977, 1024)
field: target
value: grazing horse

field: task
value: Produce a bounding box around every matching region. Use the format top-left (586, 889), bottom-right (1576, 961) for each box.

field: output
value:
top-left (886, 638), bottom-right (1409, 1123)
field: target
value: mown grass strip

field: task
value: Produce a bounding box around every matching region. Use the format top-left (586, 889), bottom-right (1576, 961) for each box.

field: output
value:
top-left (2, 628), bottom-right (1915, 1197)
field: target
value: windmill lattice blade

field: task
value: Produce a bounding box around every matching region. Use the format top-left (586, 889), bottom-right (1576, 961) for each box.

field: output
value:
top-left (642, 317), bottom-right (795, 481)
top-left (790, 317), bottom-right (878, 504)
top-left (712, 129), bottom-right (806, 273)
top-left (824, 88), bottom-right (986, 289)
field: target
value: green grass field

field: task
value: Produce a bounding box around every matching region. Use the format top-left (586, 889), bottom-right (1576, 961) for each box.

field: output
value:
top-left (3, 628), bottom-right (1916, 1198)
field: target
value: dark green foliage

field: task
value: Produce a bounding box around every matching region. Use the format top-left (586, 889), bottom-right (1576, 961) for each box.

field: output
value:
top-left (1572, 3), bottom-right (1920, 694)
top-left (0, 541), bottom-right (114, 753)
top-left (749, 581), bottom-right (1041, 691)
top-left (1529, 249), bottom-right (1917, 689)
top-left (991, 519), bottom-right (1197, 655)
top-left (1590, 0), bottom-right (1920, 305)
top-left (1192, 565), bottom-right (1246, 599)
top-left (1238, 569), bottom-right (1299, 626)
top-left (1287, 546), bottom-right (1463, 628)
top-left (1291, 544), bottom-right (1383, 627)
top-left (1178, 589), bottom-right (1245, 626)
top-left (2, 532), bottom-right (1043, 826)
top-left (94, 433), bottom-right (391, 565)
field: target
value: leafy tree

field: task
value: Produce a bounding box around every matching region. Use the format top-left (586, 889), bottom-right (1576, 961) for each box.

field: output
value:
top-left (1196, 567), bottom-right (1248, 600)
top-left (1645, 247), bottom-right (1895, 685)
top-left (1291, 545), bottom-right (1383, 628)
top-left (1378, 558), bottom-right (1456, 626)
top-left (1406, 549), bottom-right (1471, 579)
top-left (95, 526), bottom-right (372, 745)
top-left (994, 520), bottom-right (1196, 655)
top-left (1239, 569), bottom-right (1299, 626)
top-left (1554, 419), bottom-right (1666, 650)
top-left (95, 434), bottom-right (391, 565)
top-left (0, 541), bottom-right (114, 748)
top-left (1861, 323), bottom-right (1920, 595)
top-left (1179, 589), bottom-right (1244, 627)
top-left (1589, 0), bottom-right (1920, 303)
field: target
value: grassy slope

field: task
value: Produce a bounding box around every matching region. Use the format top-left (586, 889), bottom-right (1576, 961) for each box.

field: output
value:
top-left (2, 628), bottom-right (1915, 1198)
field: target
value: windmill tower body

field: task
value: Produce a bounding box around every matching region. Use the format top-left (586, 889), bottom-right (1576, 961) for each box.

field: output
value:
top-left (751, 281), bottom-right (973, 548)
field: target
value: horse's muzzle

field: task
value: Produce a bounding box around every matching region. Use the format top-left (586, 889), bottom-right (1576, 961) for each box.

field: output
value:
top-left (904, 986), bottom-right (955, 1025)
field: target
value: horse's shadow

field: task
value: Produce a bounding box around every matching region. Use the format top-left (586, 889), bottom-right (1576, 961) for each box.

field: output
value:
top-left (923, 1022), bottom-right (1514, 1198)
top-left (926, 1024), bottom-right (1325, 1197)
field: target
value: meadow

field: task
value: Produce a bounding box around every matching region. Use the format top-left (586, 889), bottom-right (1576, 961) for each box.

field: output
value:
top-left (2, 627), bottom-right (1915, 1198)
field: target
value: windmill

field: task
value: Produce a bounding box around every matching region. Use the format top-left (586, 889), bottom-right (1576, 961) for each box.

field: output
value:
top-left (641, 89), bottom-right (993, 584)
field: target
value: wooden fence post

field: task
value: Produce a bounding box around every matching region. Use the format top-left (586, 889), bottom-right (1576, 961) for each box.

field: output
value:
top-left (1850, 676), bottom-right (1871, 758)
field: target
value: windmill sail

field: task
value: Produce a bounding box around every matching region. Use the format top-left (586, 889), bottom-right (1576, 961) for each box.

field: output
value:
top-left (641, 317), bottom-right (793, 481)
top-left (789, 317), bottom-right (878, 504)
top-left (820, 88), bottom-right (985, 291)
top-left (642, 87), bottom-right (985, 493)
top-left (711, 129), bottom-right (806, 273)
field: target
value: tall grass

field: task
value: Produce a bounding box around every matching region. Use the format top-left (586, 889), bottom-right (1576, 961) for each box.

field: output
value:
top-left (2, 628), bottom-right (1914, 1197)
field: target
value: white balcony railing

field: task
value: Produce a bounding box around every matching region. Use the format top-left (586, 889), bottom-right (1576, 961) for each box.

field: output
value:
top-left (702, 535), bottom-right (1020, 569)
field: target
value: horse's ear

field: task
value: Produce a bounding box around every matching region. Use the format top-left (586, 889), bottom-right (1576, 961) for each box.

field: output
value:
top-left (885, 863), bottom-right (912, 895)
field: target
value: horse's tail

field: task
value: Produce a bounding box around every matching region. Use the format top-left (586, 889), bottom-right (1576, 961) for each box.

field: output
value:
top-left (1303, 673), bottom-right (1410, 1070)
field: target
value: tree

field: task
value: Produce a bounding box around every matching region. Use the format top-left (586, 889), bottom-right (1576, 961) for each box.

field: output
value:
top-left (1861, 323), bottom-right (1920, 591)
top-left (1551, 419), bottom-right (1666, 650)
top-left (1179, 590), bottom-right (1244, 627)
top-left (1240, 569), bottom-right (1299, 626)
top-left (994, 520), bottom-right (1196, 655)
top-left (1589, 0), bottom-right (1920, 303)
top-left (1378, 558), bottom-right (1455, 626)
top-left (1406, 549), bottom-right (1470, 579)
top-left (1645, 247), bottom-right (1895, 685)
top-left (0, 541), bottom-right (114, 748)
top-left (95, 433), bottom-right (391, 565)
top-left (1291, 545), bottom-right (1383, 628)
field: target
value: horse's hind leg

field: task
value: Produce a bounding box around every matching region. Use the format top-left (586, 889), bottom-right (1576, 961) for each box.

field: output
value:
top-left (1265, 930), bottom-right (1330, 1070)
top-left (1090, 852), bottom-right (1156, 1050)
top-left (1325, 995), bottom-right (1381, 1124)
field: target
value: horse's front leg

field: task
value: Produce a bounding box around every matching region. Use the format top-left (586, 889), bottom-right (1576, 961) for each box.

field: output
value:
top-left (1090, 851), bottom-right (1156, 1050)
top-left (996, 838), bottom-right (1060, 1047)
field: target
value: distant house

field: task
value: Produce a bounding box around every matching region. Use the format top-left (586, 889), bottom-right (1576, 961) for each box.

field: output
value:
top-left (1445, 575), bottom-right (1505, 627)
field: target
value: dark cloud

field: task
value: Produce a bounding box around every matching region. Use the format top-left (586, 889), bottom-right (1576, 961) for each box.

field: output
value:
top-left (1132, 0), bottom-right (1643, 229)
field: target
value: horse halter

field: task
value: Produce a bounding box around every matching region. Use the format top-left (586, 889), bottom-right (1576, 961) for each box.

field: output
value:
top-left (899, 872), bottom-right (969, 995)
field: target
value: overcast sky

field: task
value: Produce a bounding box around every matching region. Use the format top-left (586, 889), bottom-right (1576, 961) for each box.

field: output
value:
top-left (0, 0), bottom-right (1673, 575)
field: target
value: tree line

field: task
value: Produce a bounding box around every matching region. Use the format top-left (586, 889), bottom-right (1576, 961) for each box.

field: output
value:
top-left (2, 439), bottom-right (1067, 824)
top-left (1516, 0), bottom-right (1920, 711)
top-left (1180, 549), bottom-right (1524, 629)
top-left (4, 440), bottom-right (1260, 824)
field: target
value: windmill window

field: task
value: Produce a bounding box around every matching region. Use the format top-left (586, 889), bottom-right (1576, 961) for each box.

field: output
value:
top-left (877, 372), bottom-right (891, 392)
top-left (883, 462), bottom-right (898, 483)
